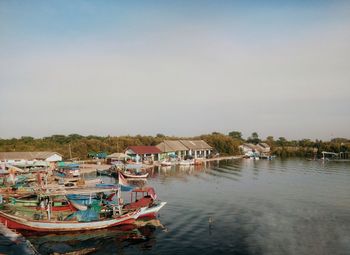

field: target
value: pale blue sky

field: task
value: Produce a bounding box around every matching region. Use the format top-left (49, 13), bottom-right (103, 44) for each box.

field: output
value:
top-left (1, 1), bottom-right (349, 140)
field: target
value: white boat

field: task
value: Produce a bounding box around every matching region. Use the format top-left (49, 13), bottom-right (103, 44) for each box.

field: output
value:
top-left (160, 161), bottom-right (172, 166)
top-left (122, 171), bottom-right (149, 179)
top-left (179, 160), bottom-right (194, 166)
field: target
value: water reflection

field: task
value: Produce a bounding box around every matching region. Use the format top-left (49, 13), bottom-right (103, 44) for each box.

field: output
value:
top-left (25, 218), bottom-right (165, 255)
top-left (3, 159), bottom-right (349, 255)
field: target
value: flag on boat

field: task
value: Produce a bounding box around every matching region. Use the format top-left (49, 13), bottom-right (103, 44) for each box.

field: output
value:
top-left (118, 171), bottom-right (129, 186)
top-left (147, 187), bottom-right (157, 200)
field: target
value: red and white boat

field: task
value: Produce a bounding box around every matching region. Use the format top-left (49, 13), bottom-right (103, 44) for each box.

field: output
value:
top-left (124, 187), bottom-right (166, 218)
top-left (0, 209), bottom-right (140, 232)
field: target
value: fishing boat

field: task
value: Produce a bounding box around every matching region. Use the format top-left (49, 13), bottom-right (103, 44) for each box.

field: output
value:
top-left (108, 173), bottom-right (166, 218)
top-left (179, 160), bottom-right (193, 166)
top-left (68, 186), bottom-right (166, 219)
top-left (2, 194), bottom-right (77, 221)
top-left (121, 171), bottom-right (149, 179)
top-left (123, 187), bottom-right (166, 218)
top-left (160, 161), bottom-right (172, 166)
top-left (7, 194), bottom-right (75, 212)
top-left (67, 192), bottom-right (117, 209)
top-left (54, 162), bottom-right (80, 178)
top-left (0, 208), bottom-right (140, 232)
top-left (96, 169), bottom-right (117, 178)
top-left (113, 163), bottom-right (149, 179)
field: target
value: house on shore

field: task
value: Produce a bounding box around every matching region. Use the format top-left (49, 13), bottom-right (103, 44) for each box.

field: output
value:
top-left (0, 151), bottom-right (63, 164)
top-left (239, 143), bottom-right (271, 157)
top-left (256, 143), bottom-right (271, 155)
top-left (179, 140), bottom-right (213, 159)
top-left (125, 146), bottom-right (161, 163)
top-left (106, 153), bottom-right (129, 164)
top-left (0, 151), bottom-right (63, 171)
top-left (156, 140), bottom-right (189, 160)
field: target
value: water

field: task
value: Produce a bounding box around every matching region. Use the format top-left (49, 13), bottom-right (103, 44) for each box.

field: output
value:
top-left (2, 159), bottom-right (350, 255)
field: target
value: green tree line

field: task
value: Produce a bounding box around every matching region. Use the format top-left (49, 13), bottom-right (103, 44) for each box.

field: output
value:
top-left (0, 132), bottom-right (349, 159)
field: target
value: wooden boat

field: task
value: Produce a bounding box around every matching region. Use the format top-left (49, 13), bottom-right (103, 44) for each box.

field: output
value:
top-left (121, 171), bottom-right (148, 179)
top-left (160, 161), bottom-right (172, 166)
top-left (8, 195), bottom-right (75, 212)
top-left (67, 192), bottom-right (116, 209)
top-left (193, 159), bottom-right (203, 165)
top-left (123, 187), bottom-right (166, 218)
top-left (179, 160), bottom-right (193, 166)
top-left (96, 169), bottom-right (117, 178)
top-left (69, 200), bottom-right (89, 211)
top-left (3, 195), bottom-right (77, 221)
top-left (0, 208), bottom-right (140, 232)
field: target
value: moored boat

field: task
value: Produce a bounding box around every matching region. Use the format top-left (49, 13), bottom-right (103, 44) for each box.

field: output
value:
top-left (0, 208), bottom-right (140, 232)
top-left (160, 161), bottom-right (172, 166)
top-left (121, 171), bottom-right (149, 179)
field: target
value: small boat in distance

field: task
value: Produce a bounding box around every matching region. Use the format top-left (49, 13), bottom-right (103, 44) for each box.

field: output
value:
top-left (160, 161), bottom-right (172, 166)
top-left (121, 164), bottom-right (149, 178)
top-left (121, 171), bottom-right (149, 179)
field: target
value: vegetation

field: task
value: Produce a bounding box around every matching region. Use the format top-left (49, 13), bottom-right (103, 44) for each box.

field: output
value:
top-left (0, 133), bottom-right (349, 160)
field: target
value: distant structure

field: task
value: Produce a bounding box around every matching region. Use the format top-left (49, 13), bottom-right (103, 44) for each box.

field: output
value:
top-left (106, 153), bottom-right (129, 164)
top-left (179, 140), bottom-right (212, 159)
top-left (157, 140), bottom-right (212, 160)
top-left (156, 140), bottom-right (189, 160)
top-left (239, 143), bottom-right (271, 157)
top-left (0, 151), bottom-right (62, 164)
top-left (256, 143), bottom-right (271, 154)
top-left (125, 146), bottom-right (162, 162)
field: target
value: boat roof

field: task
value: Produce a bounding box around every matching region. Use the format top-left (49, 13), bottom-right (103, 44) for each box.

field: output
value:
top-left (132, 186), bottom-right (154, 193)
top-left (126, 146), bottom-right (161, 155)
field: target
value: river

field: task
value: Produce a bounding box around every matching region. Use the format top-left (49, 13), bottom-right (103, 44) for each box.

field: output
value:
top-left (2, 158), bottom-right (350, 255)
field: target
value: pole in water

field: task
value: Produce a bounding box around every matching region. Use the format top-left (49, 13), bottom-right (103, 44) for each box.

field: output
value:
top-left (208, 216), bottom-right (213, 235)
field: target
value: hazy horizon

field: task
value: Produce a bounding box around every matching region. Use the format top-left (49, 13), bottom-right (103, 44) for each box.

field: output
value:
top-left (0, 131), bottom-right (349, 142)
top-left (1, 1), bottom-right (349, 140)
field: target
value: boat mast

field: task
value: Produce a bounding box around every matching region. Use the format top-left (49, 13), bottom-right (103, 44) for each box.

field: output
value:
top-left (69, 143), bottom-right (72, 160)
top-left (117, 186), bottom-right (122, 215)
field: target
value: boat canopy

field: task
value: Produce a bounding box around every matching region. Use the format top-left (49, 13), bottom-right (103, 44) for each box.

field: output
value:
top-left (132, 187), bottom-right (157, 200)
top-left (125, 164), bottom-right (142, 170)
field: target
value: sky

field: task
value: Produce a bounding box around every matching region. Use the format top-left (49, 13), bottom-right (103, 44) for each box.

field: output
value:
top-left (0, 0), bottom-right (349, 140)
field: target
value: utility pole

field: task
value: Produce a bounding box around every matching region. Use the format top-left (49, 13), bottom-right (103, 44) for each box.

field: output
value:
top-left (69, 144), bottom-right (72, 160)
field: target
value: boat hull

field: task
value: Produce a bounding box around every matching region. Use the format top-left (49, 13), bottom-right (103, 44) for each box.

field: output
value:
top-left (138, 202), bottom-right (167, 218)
top-left (0, 210), bottom-right (138, 232)
top-left (122, 172), bottom-right (149, 178)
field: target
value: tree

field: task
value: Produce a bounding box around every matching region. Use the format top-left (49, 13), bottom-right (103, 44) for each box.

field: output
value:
top-left (228, 131), bottom-right (242, 140)
top-left (247, 132), bottom-right (260, 144)
top-left (265, 136), bottom-right (275, 147)
top-left (276, 137), bottom-right (287, 147)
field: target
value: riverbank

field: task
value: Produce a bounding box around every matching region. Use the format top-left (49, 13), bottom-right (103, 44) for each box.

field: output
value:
top-left (78, 156), bottom-right (243, 174)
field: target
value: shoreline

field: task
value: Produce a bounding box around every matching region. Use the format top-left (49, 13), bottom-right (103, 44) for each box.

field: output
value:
top-left (78, 156), bottom-right (244, 174)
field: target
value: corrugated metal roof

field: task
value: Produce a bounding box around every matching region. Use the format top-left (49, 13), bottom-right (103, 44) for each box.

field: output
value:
top-left (126, 146), bottom-right (161, 155)
top-left (258, 143), bottom-right (270, 148)
top-left (179, 140), bottom-right (212, 150)
top-left (165, 140), bottom-right (188, 151)
top-left (156, 142), bottom-right (174, 153)
top-left (0, 151), bottom-right (62, 161)
top-left (106, 153), bottom-right (129, 159)
top-left (156, 140), bottom-right (188, 152)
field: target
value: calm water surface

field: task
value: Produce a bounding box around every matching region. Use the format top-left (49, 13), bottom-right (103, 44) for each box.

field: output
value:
top-left (2, 159), bottom-right (350, 255)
